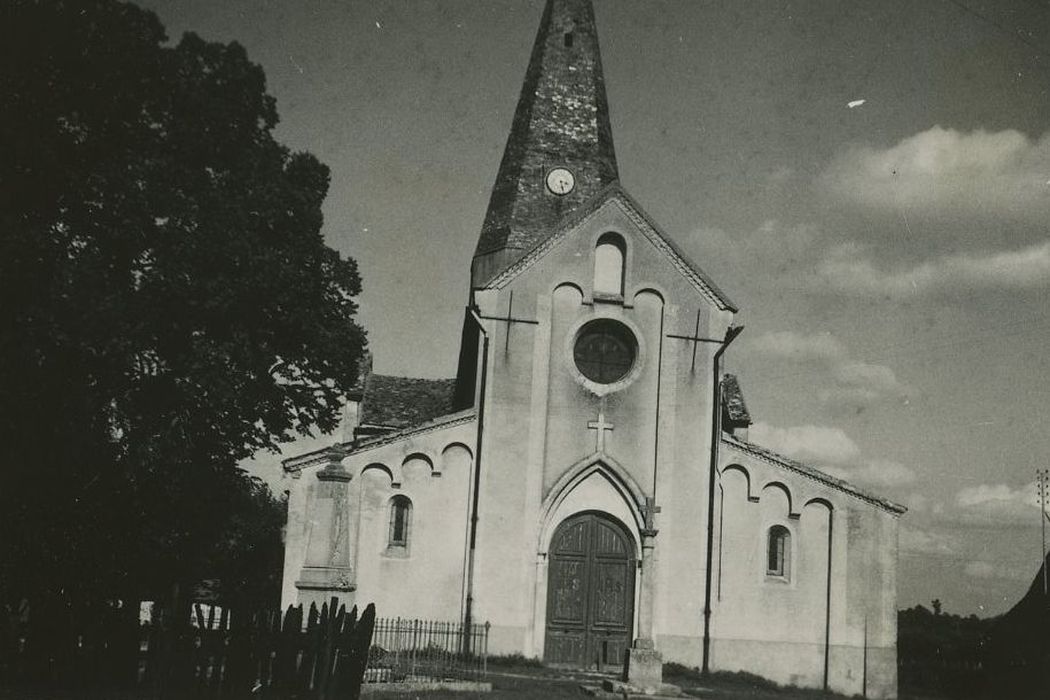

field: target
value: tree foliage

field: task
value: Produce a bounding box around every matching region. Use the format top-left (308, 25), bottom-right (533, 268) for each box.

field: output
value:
top-left (0, 0), bottom-right (366, 602)
top-left (898, 605), bottom-right (995, 698)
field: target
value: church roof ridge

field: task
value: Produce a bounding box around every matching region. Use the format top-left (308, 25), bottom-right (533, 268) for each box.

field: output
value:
top-left (481, 181), bottom-right (738, 312)
top-left (722, 433), bottom-right (907, 515)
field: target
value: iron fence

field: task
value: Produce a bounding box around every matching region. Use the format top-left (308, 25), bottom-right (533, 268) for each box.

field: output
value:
top-left (365, 617), bottom-right (489, 684)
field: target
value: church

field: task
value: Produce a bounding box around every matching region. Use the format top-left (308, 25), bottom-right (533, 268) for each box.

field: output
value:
top-left (280, 1), bottom-right (904, 697)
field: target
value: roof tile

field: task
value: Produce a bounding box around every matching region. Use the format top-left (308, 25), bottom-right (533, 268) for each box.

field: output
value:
top-left (359, 374), bottom-right (459, 429)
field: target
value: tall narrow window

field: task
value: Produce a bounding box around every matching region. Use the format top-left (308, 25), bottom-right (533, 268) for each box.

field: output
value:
top-left (593, 233), bottom-right (626, 296)
top-left (389, 495), bottom-right (412, 548)
top-left (767, 525), bottom-right (790, 578)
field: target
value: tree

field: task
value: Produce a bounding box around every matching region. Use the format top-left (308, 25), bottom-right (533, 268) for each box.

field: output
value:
top-left (204, 475), bottom-right (289, 610)
top-left (0, 0), bottom-right (366, 608)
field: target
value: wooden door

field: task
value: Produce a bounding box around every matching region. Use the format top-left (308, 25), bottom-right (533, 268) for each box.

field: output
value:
top-left (544, 512), bottom-right (635, 670)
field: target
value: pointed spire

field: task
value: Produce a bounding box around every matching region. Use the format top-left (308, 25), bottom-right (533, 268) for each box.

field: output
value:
top-left (472, 0), bottom-right (619, 286)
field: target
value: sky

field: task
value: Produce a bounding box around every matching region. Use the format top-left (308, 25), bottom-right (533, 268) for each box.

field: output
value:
top-left (138, 0), bottom-right (1050, 617)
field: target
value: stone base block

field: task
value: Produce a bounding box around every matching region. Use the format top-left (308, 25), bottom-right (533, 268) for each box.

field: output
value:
top-left (596, 678), bottom-right (682, 698)
top-left (295, 566), bottom-right (354, 591)
top-left (623, 646), bottom-right (665, 694)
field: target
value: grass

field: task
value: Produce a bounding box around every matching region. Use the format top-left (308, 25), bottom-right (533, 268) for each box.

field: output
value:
top-left (364, 662), bottom-right (876, 700)
top-left (486, 653), bottom-right (547, 671)
top-left (1, 664), bottom-right (957, 700)
top-left (662, 664), bottom-right (861, 699)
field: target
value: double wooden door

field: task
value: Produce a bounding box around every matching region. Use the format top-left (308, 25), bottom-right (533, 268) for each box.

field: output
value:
top-left (544, 512), bottom-right (635, 670)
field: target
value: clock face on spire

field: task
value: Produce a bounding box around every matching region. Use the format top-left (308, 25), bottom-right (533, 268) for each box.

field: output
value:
top-left (546, 167), bottom-right (576, 195)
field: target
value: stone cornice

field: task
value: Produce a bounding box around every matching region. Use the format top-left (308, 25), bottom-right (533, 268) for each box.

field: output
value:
top-left (282, 409), bottom-right (477, 473)
top-left (482, 184), bottom-right (737, 313)
top-left (722, 434), bottom-right (907, 515)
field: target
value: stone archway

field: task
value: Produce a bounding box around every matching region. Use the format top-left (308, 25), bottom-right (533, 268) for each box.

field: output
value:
top-left (544, 511), bottom-right (636, 671)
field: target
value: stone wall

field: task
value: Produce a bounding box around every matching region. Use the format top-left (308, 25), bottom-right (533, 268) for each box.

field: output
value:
top-left (712, 440), bottom-right (902, 698)
top-left (281, 418), bottom-right (477, 619)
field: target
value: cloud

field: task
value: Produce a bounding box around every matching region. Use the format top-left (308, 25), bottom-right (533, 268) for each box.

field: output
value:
top-left (900, 524), bottom-right (956, 555)
top-left (905, 493), bottom-right (936, 515)
top-left (751, 330), bottom-right (846, 362)
top-left (750, 329), bottom-right (908, 409)
top-left (688, 220), bottom-right (821, 292)
top-left (956, 483), bottom-right (1025, 508)
top-left (750, 421), bottom-right (860, 464)
top-left (817, 239), bottom-right (1050, 298)
top-left (821, 126), bottom-right (1050, 220)
top-left (964, 560), bottom-right (1034, 582)
top-left (950, 482), bottom-right (1043, 527)
top-left (821, 459), bottom-right (916, 489)
top-left (843, 459), bottom-right (917, 489)
top-left (964, 561), bottom-right (997, 578)
top-left (750, 421), bottom-right (916, 489)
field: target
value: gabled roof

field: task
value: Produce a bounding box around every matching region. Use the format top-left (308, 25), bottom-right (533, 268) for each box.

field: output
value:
top-left (359, 374), bottom-right (459, 429)
top-left (722, 433), bottom-right (907, 515)
top-left (481, 182), bottom-right (738, 312)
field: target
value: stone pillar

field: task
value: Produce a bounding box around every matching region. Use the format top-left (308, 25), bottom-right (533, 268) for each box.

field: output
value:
top-left (623, 528), bottom-right (665, 692)
top-left (529, 553), bottom-right (549, 659)
top-left (636, 531), bottom-right (658, 642)
top-left (295, 448), bottom-right (355, 608)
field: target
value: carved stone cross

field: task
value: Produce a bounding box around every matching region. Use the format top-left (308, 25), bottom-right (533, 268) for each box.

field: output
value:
top-left (587, 409), bottom-right (614, 452)
top-left (642, 496), bottom-right (661, 534)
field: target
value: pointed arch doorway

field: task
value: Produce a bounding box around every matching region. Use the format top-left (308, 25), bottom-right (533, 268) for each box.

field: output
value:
top-left (544, 511), bottom-right (636, 670)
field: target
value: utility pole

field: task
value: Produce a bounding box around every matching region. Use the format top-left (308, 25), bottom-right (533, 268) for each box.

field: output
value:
top-left (1038, 469), bottom-right (1049, 596)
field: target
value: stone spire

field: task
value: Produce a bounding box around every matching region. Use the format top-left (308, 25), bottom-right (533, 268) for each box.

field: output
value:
top-left (472, 0), bottom-right (619, 287)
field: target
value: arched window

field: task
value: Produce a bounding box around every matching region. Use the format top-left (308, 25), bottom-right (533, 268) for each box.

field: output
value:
top-left (389, 495), bottom-right (412, 548)
top-left (593, 233), bottom-right (626, 296)
top-left (767, 525), bottom-right (790, 578)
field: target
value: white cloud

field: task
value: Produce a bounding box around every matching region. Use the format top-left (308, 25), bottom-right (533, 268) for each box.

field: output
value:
top-left (750, 421), bottom-right (916, 490)
top-left (951, 482), bottom-right (1043, 527)
top-left (751, 330), bottom-right (846, 362)
top-left (900, 524), bottom-right (956, 555)
top-left (822, 126), bottom-right (1050, 220)
top-left (964, 561), bottom-right (998, 578)
top-left (964, 560), bottom-right (1033, 582)
top-left (688, 219), bottom-right (821, 291)
top-left (750, 421), bottom-right (860, 464)
top-left (821, 459), bottom-right (916, 490)
top-left (817, 239), bottom-right (1050, 298)
top-left (832, 361), bottom-right (900, 391)
top-left (906, 493), bottom-right (935, 515)
top-left (956, 483), bottom-right (1024, 508)
top-left (750, 330), bottom-right (907, 409)
top-left (847, 459), bottom-right (917, 488)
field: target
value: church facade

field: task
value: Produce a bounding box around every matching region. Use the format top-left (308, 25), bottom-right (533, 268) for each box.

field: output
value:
top-left (280, 1), bottom-right (904, 697)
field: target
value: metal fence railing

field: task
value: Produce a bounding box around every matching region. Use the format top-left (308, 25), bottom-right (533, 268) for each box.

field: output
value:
top-left (365, 617), bottom-right (489, 684)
